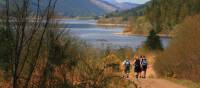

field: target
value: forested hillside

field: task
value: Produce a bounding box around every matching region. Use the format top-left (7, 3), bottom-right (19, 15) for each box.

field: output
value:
top-left (146, 0), bottom-right (200, 32)
top-left (106, 2), bottom-right (150, 18)
top-left (106, 0), bottom-right (200, 35)
top-left (97, 2), bottom-right (149, 25)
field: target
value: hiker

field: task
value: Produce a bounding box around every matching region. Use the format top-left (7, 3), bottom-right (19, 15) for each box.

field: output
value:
top-left (134, 57), bottom-right (141, 79)
top-left (139, 56), bottom-right (143, 78)
top-left (141, 56), bottom-right (148, 78)
top-left (123, 58), bottom-right (131, 78)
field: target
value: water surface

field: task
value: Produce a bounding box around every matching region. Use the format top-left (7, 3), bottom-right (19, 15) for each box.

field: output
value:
top-left (60, 19), bottom-right (169, 50)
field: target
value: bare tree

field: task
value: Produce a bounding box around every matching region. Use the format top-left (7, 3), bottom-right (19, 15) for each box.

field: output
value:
top-left (0, 0), bottom-right (60, 88)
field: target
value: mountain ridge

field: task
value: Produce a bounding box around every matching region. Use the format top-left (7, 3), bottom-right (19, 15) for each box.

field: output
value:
top-left (100, 0), bottom-right (140, 11)
top-left (105, 1), bottom-right (150, 18)
top-left (0, 0), bottom-right (141, 17)
top-left (31, 0), bottom-right (110, 17)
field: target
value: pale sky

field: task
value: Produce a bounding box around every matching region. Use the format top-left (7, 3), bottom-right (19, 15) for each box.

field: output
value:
top-left (116, 0), bottom-right (150, 4)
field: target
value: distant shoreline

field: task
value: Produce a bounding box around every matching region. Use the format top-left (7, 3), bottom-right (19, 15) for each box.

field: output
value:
top-left (96, 23), bottom-right (126, 27)
top-left (114, 32), bottom-right (172, 38)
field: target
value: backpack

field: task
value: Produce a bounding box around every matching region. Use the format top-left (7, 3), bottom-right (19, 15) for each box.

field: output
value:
top-left (134, 59), bottom-right (140, 67)
top-left (141, 59), bottom-right (147, 66)
top-left (125, 60), bottom-right (130, 67)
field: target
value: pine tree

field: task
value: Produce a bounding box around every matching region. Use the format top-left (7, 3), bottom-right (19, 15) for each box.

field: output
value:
top-left (145, 30), bottom-right (163, 50)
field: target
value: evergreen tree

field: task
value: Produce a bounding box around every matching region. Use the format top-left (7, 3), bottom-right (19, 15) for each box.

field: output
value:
top-left (145, 30), bottom-right (163, 50)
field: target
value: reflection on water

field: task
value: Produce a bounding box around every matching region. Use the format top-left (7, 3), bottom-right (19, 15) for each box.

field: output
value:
top-left (61, 19), bottom-right (169, 50)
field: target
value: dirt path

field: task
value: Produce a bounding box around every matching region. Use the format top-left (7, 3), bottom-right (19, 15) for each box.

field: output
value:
top-left (125, 55), bottom-right (187, 88)
top-left (130, 64), bottom-right (187, 88)
top-left (133, 78), bottom-right (187, 88)
top-left (120, 67), bottom-right (187, 88)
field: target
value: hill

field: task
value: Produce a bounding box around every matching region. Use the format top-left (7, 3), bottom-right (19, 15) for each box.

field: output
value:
top-left (31, 0), bottom-right (111, 17)
top-left (100, 0), bottom-right (140, 11)
top-left (0, 0), bottom-right (141, 17)
top-left (90, 0), bottom-right (118, 12)
top-left (106, 1), bottom-right (150, 18)
top-left (31, 0), bottom-right (141, 17)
